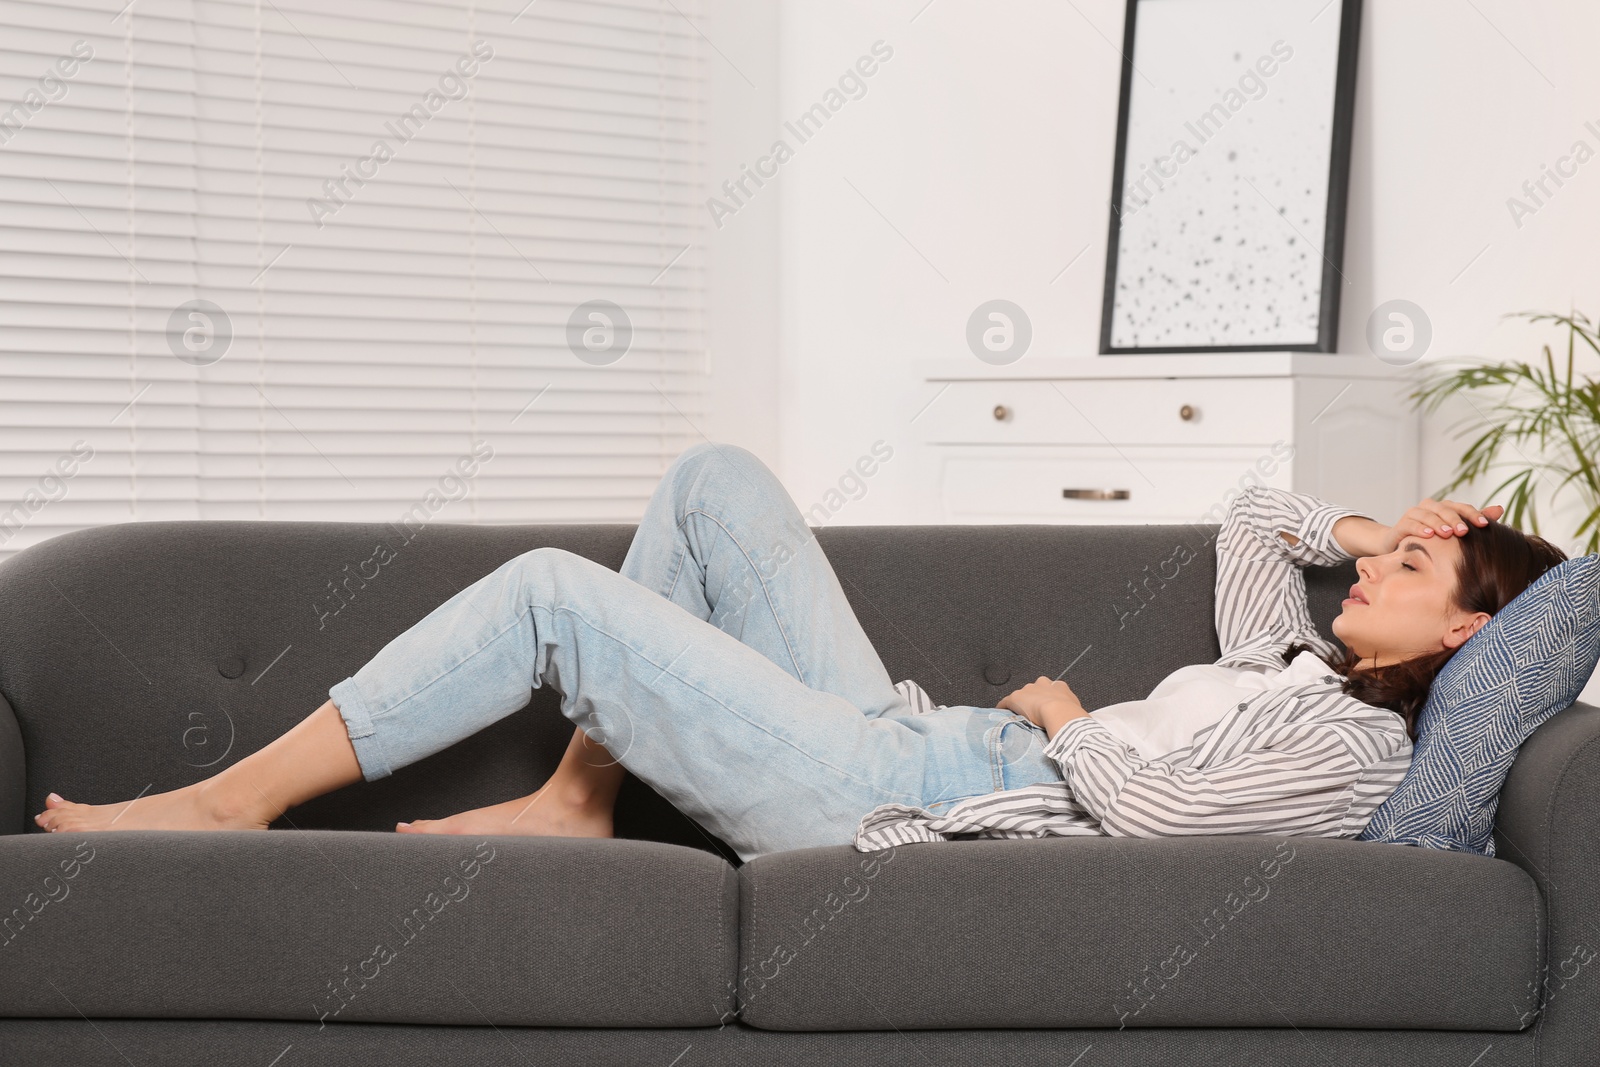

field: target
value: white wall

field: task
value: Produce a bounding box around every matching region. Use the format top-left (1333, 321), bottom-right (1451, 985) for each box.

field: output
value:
top-left (770, 0), bottom-right (1600, 528)
top-left (774, 0), bottom-right (1117, 522)
top-left (701, 0), bottom-right (783, 466)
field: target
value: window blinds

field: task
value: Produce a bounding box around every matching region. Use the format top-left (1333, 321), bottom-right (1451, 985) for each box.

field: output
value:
top-left (0, 0), bottom-right (707, 564)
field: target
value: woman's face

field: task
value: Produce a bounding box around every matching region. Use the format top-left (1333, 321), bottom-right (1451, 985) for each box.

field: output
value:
top-left (1330, 534), bottom-right (1491, 668)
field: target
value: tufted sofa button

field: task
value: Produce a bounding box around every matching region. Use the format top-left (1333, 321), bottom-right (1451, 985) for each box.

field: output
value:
top-left (218, 656), bottom-right (245, 680)
top-left (982, 664), bottom-right (1011, 687)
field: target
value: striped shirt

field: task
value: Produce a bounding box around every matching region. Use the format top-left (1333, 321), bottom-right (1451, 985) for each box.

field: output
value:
top-left (852, 485), bottom-right (1415, 851)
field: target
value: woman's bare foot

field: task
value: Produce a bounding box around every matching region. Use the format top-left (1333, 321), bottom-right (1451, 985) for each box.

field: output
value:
top-left (33, 781), bottom-right (272, 834)
top-left (395, 783), bottom-right (613, 839)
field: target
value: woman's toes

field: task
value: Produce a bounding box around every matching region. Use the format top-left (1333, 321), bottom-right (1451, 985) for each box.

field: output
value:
top-left (36, 794), bottom-right (71, 827)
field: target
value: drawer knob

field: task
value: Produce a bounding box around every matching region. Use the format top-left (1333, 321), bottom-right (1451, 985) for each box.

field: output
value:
top-left (1062, 488), bottom-right (1131, 501)
top-left (1179, 404), bottom-right (1197, 422)
top-left (993, 404), bottom-right (1011, 421)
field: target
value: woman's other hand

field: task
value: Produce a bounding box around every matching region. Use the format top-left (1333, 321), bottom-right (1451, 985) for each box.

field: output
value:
top-left (998, 676), bottom-right (1091, 739)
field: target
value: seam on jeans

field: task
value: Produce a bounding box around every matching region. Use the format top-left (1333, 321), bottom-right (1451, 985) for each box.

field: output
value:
top-left (920, 778), bottom-right (980, 814)
top-left (985, 716), bottom-right (998, 793)
top-left (680, 506), bottom-right (808, 687)
top-left (660, 539), bottom-right (689, 604)
top-left (329, 683), bottom-right (375, 739)
top-left (365, 730), bottom-right (397, 780)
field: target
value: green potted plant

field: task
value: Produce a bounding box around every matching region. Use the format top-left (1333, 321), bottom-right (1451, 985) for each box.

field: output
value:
top-left (1411, 310), bottom-right (1600, 556)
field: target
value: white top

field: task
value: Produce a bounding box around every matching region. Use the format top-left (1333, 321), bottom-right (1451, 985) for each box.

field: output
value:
top-left (1090, 650), bottom-right (1343, 761)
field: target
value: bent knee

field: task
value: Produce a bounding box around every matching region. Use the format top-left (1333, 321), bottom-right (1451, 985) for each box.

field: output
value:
top-left (665, 440), bottom-right (781, 501)
top-left (508, 545), bottom-right (611, 583)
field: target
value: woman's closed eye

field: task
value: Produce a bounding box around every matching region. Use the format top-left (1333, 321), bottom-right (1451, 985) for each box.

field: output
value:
top-left (1402, 562), bottom-right (1417, 572)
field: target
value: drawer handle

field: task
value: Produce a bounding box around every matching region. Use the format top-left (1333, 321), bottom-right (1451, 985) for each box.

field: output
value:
top-left (1179, 404), bottom-right (1197, 421)
top-left (1062, 488), bottom-right (1130, 501)
top-left (993, 404), bottom-right (1011, 421)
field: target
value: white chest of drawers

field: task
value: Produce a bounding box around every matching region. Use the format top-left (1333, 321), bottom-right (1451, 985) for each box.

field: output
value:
top-left (911, 354), bottom-right (1420, 528)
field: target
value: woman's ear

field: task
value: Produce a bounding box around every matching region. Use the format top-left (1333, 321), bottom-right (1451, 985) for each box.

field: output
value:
top-left (1442, 611), bottom-right (1492, 650)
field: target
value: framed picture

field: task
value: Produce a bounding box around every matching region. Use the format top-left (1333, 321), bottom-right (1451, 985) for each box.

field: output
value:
top-left (1099, 0), bottom-right (1362, 354)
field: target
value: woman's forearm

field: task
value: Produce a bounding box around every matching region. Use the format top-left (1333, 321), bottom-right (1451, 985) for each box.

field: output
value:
top-left (1331, 514), bottom-right (1389, 558)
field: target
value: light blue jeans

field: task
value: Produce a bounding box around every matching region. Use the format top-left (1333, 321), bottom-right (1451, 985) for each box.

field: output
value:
top-left (328, 442), bottom-right (1063, 861)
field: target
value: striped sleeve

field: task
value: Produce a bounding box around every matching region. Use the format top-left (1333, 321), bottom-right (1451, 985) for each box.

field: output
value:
top-left (1214, 484), bottom-right (1369, 670)
top-left (1040, 695), bottom-right (1410, 837)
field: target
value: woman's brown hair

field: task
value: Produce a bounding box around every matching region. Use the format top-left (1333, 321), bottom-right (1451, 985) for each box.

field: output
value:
top-left (1285, 519), bottom-right (1569, 741)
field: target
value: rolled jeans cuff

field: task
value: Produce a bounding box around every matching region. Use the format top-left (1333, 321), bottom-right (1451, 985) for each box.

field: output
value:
top-left (329, 676), bottom-right (395, 781)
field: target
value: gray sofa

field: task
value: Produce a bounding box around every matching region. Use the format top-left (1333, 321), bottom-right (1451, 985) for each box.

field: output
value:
top-left (0, 516), bottom-right (1594, 1066)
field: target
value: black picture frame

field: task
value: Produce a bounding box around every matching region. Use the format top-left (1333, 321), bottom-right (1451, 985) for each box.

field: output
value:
top-left (1098, 0), bottom-right (1363, 355)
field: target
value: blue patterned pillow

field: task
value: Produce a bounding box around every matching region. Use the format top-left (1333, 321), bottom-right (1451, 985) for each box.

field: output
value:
top-left (1357, 553), bottom-right (1600, 855)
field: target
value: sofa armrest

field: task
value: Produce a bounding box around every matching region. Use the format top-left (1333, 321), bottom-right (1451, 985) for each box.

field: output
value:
top-left (1495, 699), bottom-right (1600, 890)
top-left (1494, 699), bottom-right (1600, 1064)
top-left (0, 690), bottom-right (22, 836)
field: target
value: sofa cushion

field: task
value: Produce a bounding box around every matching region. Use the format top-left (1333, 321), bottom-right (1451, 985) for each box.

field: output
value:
top-left (1359, 553), bottom-right (1600, 855)
top-left (736, 837), bottom-right (1541, 1031)
top-left (0, 831), bottom-right (737, 1028)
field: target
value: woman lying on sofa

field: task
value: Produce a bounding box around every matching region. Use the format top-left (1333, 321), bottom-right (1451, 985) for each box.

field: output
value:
top-left (31, 443), bottom-right (1567, 862)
